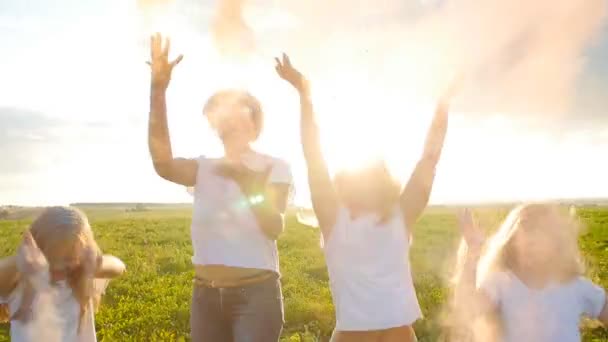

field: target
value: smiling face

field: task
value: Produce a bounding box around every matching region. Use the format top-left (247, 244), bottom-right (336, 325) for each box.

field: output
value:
top-left (203, 90), bottom-right (263, 150)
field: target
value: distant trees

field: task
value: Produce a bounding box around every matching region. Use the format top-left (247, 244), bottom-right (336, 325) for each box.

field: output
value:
top-left (0, 208), bottom-right (10, 220)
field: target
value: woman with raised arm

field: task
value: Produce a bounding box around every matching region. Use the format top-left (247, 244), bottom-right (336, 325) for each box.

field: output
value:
top-left (275, 53), bottom-right (455, 342)
top-left (147, 34), bottom-right (292, 342)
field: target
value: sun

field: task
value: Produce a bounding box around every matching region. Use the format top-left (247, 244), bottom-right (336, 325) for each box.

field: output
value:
top-left (311, 84), bottom-right (431, 181)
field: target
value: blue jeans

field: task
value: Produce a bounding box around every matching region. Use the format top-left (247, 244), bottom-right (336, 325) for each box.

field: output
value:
top-left (190, 276), bottom-right (284, 342)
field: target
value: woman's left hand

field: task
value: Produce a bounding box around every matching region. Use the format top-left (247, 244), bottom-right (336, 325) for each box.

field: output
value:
top-left (215, 162), bottom-right (271, 197)
top-left (275, 53), bottom-right (307, 92)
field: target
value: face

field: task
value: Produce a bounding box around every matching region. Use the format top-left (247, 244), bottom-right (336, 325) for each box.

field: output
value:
top-left (510, 212), bottom-right (560, 272)
top-left (44, 237), bottom-right (82, 273)
top-left (206, 99), bottom-right (256, 147)
top-left (335, 164), bottom-right (400, 213)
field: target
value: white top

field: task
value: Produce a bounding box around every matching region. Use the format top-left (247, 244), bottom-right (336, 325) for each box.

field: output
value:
top-left (1, 278), bottom-right (109, 342)
top-left (323, 208), bottom-right (422, 331)
top-left (190, 152), bottom-right (293, 272)
top-left (480, 271), bottom-right (607, 342)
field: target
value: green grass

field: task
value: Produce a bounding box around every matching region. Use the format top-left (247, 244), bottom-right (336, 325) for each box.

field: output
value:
top-left (0, 207), bottom-right (607, 341)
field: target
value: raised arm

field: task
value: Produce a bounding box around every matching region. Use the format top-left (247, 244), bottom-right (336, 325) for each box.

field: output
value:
top-left (400, 82), bottom-right (457, 228)
top-left (148, 33), bottom-right (198, 186)
top-left (0, 256), bottom-right (18, 297)
top-left (451, 209), bottom-right (497, 334)
top-left (95, 255), bottom-right (126, 279)
top-left (275, 54), bottom-right (339, 237)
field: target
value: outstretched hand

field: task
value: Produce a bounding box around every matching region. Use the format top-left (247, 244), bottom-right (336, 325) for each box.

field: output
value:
top-left (458, 209), bottom-right (485, 250)
top-left (275, 53), bottom-right (307, 92)
top-left (148, 33), bottom-right (183, 90)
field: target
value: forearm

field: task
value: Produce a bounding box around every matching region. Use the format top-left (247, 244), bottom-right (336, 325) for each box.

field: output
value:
top-left (96, 255), bottom-right (126, 279)
top-left (422, 102), bottom-right (448, 164)
top-left (299, 89), bottom-right (324, 167)
top-left (148, 86), bottom-right (173, 169)
top-left (0, 256), bottom-right (19, 297)
top-left (250, 204), bottom-right (284, 240)
top-left (453, 245), bottom-right (485, 317)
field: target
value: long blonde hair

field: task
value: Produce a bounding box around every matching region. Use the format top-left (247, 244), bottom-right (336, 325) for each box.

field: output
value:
top-left (448, 203), bottom-right (584, 341)
top-left (2, 207), bottom-right (103, 329)
top-left (476, 203), bottom-right (584, 287)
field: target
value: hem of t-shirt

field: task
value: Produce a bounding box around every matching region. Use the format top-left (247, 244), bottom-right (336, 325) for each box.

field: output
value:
top-left (192, 259), bottom-right (280, 275)
top-left (334, 314), bottom-right (422, 332)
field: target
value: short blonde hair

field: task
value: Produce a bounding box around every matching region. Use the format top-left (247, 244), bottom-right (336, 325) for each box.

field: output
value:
top-left (203, 89), bottom-right (264, 139)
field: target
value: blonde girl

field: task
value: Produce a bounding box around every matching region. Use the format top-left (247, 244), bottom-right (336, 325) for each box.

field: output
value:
top-left (0, 206), bottom-right (125, 342)
top-left (451, 204), bottom-right (608, 342)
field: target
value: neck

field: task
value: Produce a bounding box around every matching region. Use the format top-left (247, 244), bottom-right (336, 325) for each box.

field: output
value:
top-left (223, 143), bottom-right (251, 161)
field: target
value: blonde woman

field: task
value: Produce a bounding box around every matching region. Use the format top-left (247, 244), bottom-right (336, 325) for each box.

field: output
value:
top-left (275, 53), bottom-right (456, 342)
top-left (452, 204), bottom-right (608, 342)
top-left (0, 206), bottom-right (125, 342)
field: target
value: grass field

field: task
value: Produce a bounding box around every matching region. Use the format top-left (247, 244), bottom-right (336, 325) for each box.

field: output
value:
top-left (0, 207), bottom-right (607, 341)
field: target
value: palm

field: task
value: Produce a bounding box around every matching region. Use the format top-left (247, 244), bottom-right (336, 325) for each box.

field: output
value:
top-left (148, 33), bottom-right (183, 89)
top-left (458, 209), bottom-right (484, 248)
top-left (16, 232), bottom-right (47, 275)
top-left (274, 53), bottom-right (305, 91)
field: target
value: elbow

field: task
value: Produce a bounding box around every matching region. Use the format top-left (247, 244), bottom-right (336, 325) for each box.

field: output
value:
top-left (152, 161), bottom-right (172, 180)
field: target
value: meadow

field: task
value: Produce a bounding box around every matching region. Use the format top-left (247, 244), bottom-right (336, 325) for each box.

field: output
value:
top-left (0, 206), bottom-right (607, 341)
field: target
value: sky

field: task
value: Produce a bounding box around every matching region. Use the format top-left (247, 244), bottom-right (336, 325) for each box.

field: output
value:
top-left (0, 0), bottom-right (607, 206)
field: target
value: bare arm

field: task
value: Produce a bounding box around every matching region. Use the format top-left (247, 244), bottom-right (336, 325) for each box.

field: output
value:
top-left (95, 255), bottom-right (126, 279)
top-left (453, 210), bottom-right (497, 322)
top-left (216, 163), bottom-right (290, 240)
top-left (400, 100), bottom-right (449, 228)
top-left (147, 33), bottom-right (197, 186)
top-left (0, 256), bottom-right (18, 297)
top-left (600, 295), bottom-right (608, 326)
top-left (275, 54), bottom-right (339, 238)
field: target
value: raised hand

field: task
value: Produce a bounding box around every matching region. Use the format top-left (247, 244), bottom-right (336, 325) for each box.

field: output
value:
top-left (148, 33), bottom-right (183, 90)
top-left (274, 53), bottom-right (307, 92)
top-left (16, 231), bottom-right (47, 276)
top-left (458, 209), bottom-right (485, 250)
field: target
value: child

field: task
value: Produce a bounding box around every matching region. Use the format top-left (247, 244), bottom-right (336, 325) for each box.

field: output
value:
top-left (0, 206), bottom-right (125, 342)
top-left (452, 204), bottom-right (608, 342)
top-left (275, 53), bottom-right (456, 341)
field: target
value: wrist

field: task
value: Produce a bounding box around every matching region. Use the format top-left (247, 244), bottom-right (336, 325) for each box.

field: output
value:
top-left (150, 82), bottom-right (168, 93)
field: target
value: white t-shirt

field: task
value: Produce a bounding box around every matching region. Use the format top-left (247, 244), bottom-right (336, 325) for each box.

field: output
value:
top-left (190, 152), bottom-right (293, 272)
top-left (324, 208), bottom-right (422, 331)
top-left (480, 271), bottom-right (606, 342)
top-left (1, 278), bottom-right (109, 342)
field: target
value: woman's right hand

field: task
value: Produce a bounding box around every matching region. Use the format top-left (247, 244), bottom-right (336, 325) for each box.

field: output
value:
top-left (16, 231), bottom-right (47, 276)
top-left (275, 53), bottom-right (307, 92)
top-left (458, 209), bottom-right (485, 251)
top-left (148, 33), bottom-right (183, 90)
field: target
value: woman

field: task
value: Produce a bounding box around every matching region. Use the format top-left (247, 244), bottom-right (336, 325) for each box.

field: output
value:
top-left (146, 34), bottom-right (292, 341)
top-left (275, 53), bottom-right (456, 341)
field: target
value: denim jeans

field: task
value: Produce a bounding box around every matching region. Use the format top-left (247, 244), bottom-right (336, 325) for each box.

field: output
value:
top-left (190, 276), bottom-right (284, 342)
